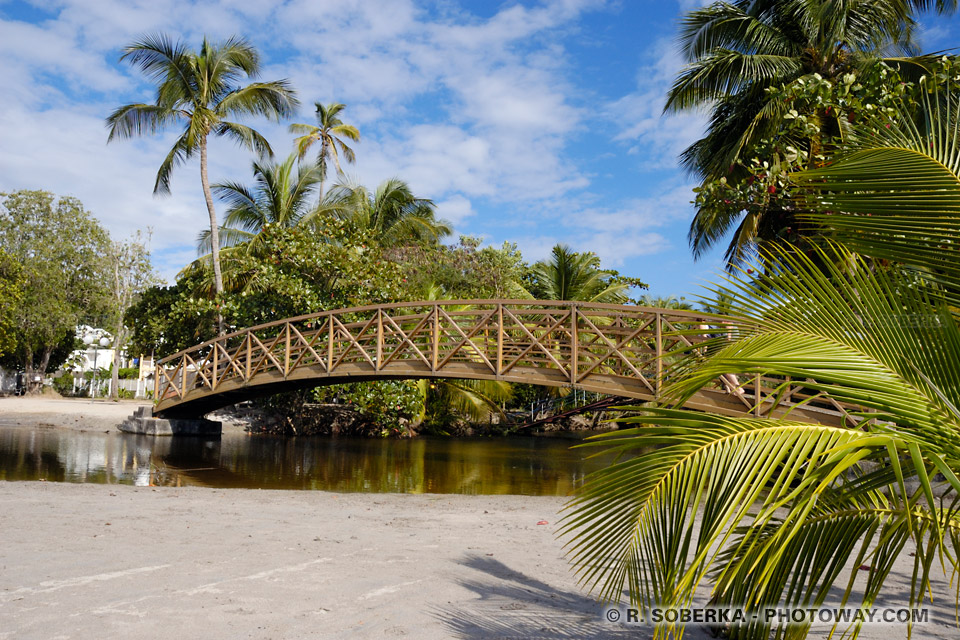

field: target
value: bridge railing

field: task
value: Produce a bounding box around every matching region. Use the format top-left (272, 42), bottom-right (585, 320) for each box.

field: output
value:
top-left (154, 300), bottom-right (863, 424)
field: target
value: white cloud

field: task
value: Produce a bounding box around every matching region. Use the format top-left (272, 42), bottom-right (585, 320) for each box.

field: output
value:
top-left (603, 37), bottom-right (708, 170)
top-left (502, 179), bottom-right (694, 270)
top-left (0, 0), bottom-right (611, 282)
top-left (435, 194), bottom-right (474, 226)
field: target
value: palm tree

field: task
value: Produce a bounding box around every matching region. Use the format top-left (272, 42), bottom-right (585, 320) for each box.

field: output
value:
top-left (290, 102), bottom-right (360, 199)
top-left (665, 0), bottom-right (954, 264)
top-left (408, 283), bottom-right (514, 433)
top-left (528, 244), bottom-right (632, 303)
top-left (417, 378), bottom-right (514, 434)
top-left (106, 34), bottom-right (299, 300)
top-left (196, 152), bottom-right (323, 254)
top-left (637, 294), bottom-right (693, 310)
top-left (563, 71), bottom-right (960, 639)
top-left (327, 178), bottom-right (452, 247)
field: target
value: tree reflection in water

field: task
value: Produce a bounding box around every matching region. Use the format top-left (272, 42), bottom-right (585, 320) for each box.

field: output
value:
top-left (0, 427), bottom-right (617, 495)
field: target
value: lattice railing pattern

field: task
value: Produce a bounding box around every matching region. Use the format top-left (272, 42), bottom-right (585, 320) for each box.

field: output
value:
top-left (154, 300), bottom-right (854, 424)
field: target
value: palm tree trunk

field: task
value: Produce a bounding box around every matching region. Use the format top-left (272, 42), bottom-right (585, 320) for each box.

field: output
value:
top-left (318, 138), bottom-right (329, 203)
top-left (199, 136), bottom-right (225, 334)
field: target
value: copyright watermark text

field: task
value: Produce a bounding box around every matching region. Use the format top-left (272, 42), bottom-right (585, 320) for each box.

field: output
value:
top-left (603, 606), bottom-right (928, 626)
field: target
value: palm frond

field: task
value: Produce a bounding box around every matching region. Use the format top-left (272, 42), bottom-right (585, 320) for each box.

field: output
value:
top-left (105, 103), bottom-right (176, 141)
top-left (796, 71), bottom-right (960, 287)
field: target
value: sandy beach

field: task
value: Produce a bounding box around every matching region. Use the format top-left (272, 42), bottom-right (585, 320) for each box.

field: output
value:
top-left (0, 396), bottom-right (247, 434)
top-left (1, 399), bottom-right (958, 639)
top-left (0, 396), bottom-right (154, 431)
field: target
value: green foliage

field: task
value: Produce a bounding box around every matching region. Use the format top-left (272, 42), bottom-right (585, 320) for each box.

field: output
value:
top-left (526, 244), bottom-right (646, 303)
top-left (393, 236), bottom-right (530, 299)
top-left (215, 222), bottom-right (408, 328)
top-left (326, 178), bottom-right (452, 247)
top-left (637, 294), bottom-right (693, 310)
top-left (795, 57), bottom-right (960, 292)
top-left (130, 221), bottom-right (408, 357)
top-left (197, 152), bottom-right (324, 255)
top-left (692, 60), bottom-right (928, 266)
top-left (665, 0), bottom-right (949, 182)
top-left (289, 102), bottom-right (360, 197)
top-left (418, 378), bottom-right (513, 434)
top-left (564, 74), bottom-right (960, 639)
top-left (106, 230), bottom-right (158, 398)
top-left (117, 367), bottom-right (140, 380)
top-left (0, 190), bottom-right (111, 384)
top-left (0, 249), bottom-right (23, 357)
top-left (124, 277), bottom-right (217, 357)
top-left (508, 383), bottom-right (557, 410)
top-left (314, 381), bottom-right (423, 437)
top-left (52, 373), bottom-right (75, 396)
top-left (106, 33), bottom-right (299, 294)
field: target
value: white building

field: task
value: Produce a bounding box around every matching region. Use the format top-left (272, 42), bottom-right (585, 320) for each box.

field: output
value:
top-left (66, 325), bottom-right (153, 398)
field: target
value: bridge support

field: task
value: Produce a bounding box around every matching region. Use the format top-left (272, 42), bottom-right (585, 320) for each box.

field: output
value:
top-left (118, 406), bottom-right (222, 437)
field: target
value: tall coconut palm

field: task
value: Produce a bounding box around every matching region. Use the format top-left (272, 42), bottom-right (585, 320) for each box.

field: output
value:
top-left (563, 72), bottom-right (960, 639)
top-left (106, 34), bottom-right (298, 301)
top-left (289, 102), bottom-right (360, 199)
top-left (666, 0), bottom-right (954, 264)
top-left (529, 244), bottom-right (634, 303)
top-left (327, 178), bottom-right (452, 247)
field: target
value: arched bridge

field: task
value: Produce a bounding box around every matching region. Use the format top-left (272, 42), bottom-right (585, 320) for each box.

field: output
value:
top-left (154, 300), bottom-right (852, 425)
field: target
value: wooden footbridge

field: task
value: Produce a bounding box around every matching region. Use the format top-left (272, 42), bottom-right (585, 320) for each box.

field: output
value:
top-left (154, 300), bottom-right (852, 425)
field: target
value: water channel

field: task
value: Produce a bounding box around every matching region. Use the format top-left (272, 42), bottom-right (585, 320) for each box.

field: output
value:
top-left (0, 424), bottom-right (619, 495)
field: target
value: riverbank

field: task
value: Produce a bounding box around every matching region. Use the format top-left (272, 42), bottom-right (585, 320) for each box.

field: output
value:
top-left (0, 396), bottom-right (249, 434)
top-left (0, 482), bottom-right (957, 640)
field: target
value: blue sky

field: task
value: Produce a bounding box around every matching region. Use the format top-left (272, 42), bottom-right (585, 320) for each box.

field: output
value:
top-left (1, 0), bottom-right (958, 298)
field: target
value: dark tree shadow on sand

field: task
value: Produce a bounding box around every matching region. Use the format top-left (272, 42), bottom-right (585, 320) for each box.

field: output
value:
top-left (428, 554), bottom-right (713, 640)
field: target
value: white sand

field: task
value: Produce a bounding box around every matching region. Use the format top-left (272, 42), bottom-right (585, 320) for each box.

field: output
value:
top-left (0, 396), bottom-right (152, 430)
top-left (0, 396), bottom-right (247, 434)
top-left (0, 398), bottom-right (957, 639)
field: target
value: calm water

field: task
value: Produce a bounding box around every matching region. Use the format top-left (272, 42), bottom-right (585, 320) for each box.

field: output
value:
top-left (0, 424), bottom-right (617, 495)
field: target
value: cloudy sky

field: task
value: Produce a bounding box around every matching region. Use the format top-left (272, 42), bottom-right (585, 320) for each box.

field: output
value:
top-left (1, 0), bottom-right (958, 297)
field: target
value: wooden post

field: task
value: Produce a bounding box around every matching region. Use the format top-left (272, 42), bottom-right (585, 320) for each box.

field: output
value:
top-left (570, 305), bottom-right (578, 385)
top-left (496, 304), bottom-right (503, 376)
top-left (432, 305), bottom-right (440, 371)
top-left (212, 341), bottom-right (219, 390)
top-left (245, 333), bottom-right (251, 382)
top-left (655, 312), bottom-right (662, 399)
top-left (284, 323), bottom-right (291, 378)
top-left (327, 316), bottom-right (334, 373)
top-left (153, 364), bottom-right (160, 399)
top-left (181, 356), bottom-right (187, 395)
top-left (376, 310), bottom-right (383, 371)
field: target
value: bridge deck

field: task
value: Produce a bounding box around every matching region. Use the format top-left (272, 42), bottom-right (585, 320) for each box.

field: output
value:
top-left (154, 300), bottom-right (857, 426)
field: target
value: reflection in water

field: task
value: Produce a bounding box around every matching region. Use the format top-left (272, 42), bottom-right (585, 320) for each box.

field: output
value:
top-left (0, 426), bottom-right (617, 495)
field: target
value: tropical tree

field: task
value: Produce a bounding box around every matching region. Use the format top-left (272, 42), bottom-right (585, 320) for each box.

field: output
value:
top-left (417, 378), bottom-right (513, 434)
top-left (196, 152), bottom-right (324, 254)
top-left (105, 230), bottom-right (158, 399)
top-left (665, 0), bottom-right (955, 265)
top-left (637, 294), bottom-right (693, 310)
top-left (0, 249), bottom-right (23, 358)
top-left (327, 178), bottom-right (452, 247)
top-left (0, 191), bottom-right (111, 392)
top-left (527, 244), bottom-right (644, 303)
top-left (563, 70), bottom-right (960, 639)
top-left (290, 102), bottom-right (360, 199)
top-left (393, 236), bottom-right (531, 300)
top-left (106, 34), bottom-right (299, 300)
